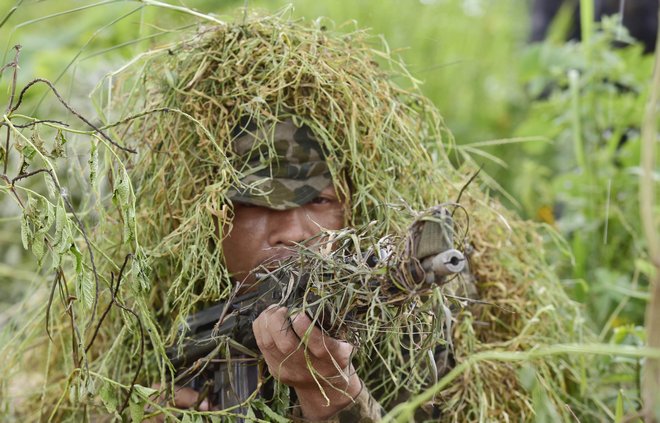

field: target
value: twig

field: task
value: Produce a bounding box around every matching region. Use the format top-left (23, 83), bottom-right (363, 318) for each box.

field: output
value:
top-left (114, 295), bottom-right (145, 416)
top-left (454, 165), bottom-right (482, 206)
top-left (11, 167), bottom-right (56, 184)
top-left (0, 172), bottom-right (24, 208)
top-left (45, 270), bottom-right (62, 342)
top-left (0, 119), bottom-right (69, 129)
top-left (5, 46), bottom-right (21, 114)
top-left (100, 107), bottom-right (174, 130)
top-left (84, 254), bottom-right (133, 354)
top-left (60, 271), bottom-right (80, 369)
top-left (10, 78), bottom-right (136, 154)
top-left (71, 249), bottom-right (142, 418)
top-left (3, 45), bottom-right (20, 174)
top-left (61, 188), bottom-right (101, 334)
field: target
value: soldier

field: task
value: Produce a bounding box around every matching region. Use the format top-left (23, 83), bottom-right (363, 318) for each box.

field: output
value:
top-left (91, 13), bottom-right (595, 422)
top-left (156, 118), bottom-right (384, 421)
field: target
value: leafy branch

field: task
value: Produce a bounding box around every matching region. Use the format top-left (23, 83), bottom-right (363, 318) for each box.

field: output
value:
top-left (1, 43), bottom-right (145, 420)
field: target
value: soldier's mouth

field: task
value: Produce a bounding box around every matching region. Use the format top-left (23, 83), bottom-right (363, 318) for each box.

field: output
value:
top-left (259, 253), bottom-right (297, 270)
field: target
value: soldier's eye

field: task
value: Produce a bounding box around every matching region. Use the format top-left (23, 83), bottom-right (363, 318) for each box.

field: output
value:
top-left (310, 196), bottom-right (332, 205)
top-left (235, 202), bottom-right (257, 209)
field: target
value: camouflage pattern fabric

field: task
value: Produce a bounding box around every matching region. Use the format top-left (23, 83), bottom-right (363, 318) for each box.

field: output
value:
top-left (227, 117), bottom-right (333, 210)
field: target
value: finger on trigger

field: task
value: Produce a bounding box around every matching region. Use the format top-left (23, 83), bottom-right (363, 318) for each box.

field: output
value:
top-left (290, 311), bottom-right (315, 340)
top-left (252, 304), bottom-right (275, 341)
top-left (271, 312), bottom-right (303, 355)
top-left (254, 313), bottom-right (277, 353)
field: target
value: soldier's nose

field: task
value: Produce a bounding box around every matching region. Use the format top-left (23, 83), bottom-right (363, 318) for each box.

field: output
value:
top-left (267, 207), bottom-right (316, 247)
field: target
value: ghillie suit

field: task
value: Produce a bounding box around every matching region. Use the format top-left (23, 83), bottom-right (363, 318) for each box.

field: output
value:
top-left (0, 12), bottom-right (615, 422)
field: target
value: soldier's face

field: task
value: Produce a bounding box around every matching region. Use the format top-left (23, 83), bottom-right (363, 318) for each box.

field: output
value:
top-left (222, 185), bottom-right (346, 288)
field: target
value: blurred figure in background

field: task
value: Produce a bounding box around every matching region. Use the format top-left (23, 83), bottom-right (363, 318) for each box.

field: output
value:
top-left (530, 0), bottom-right (658, 53)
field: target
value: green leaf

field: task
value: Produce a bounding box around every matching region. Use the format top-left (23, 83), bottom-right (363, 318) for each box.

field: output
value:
top-left (20, 214), bottom-right (31, 250)
top-left (132, 384), bottom-right (158, 398)
top-left (252, 398), bottom-right (290, 423)
top-left (131, 259), bottom-right (141, 286)
top-left (614, 390), bottom-right (624, 422)
top-left (26, 195), bottom-right (38, 217)
top-left (100, 383), bottom-right (118, 413)
top-left (89, 140), bottom-right (98, 187)
top-left (53, 203), bottom-right (67, 246)
top-left (245, 406), bottom-right (257, 421)
top-left (31, 198), bottom-right (54, 238)
top-left (69, 384), bottom-right (79, 404)
top-left (44, 200), bottom-right (55, 232)
top-left (124, 207), bottom-right (135, 243)
top-left (67, 388), bottom-right (75, 405)
top-left (44, 172), bottom-right (58, 198)
top-left (113, 174), bottom-right (130, 206)
top-left (85, 377), bottom-right (96, 401)
top-left (50, 129), bottom-right (67, 158)
top-left (57, 222), bottom-right (72, 255)
top-left (30, 130), bottom-right (45, 156)
top-left (80, 270), bottom-right (95, 310)
top-left (22, 144), bottom-right (36, 160)
top-left (32, 235), bottom-right (45, 263)
top-left (131, 258), bottom-right (150, 293)
top-left (50, 250), bottom-right (62, 271)
top-left (128, 395), bottom-right (145, 423)
top-left (70, 244), bottom-right (83, 274)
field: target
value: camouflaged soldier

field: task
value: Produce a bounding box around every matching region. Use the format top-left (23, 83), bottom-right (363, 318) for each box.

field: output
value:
top-left (162, 117), bottom-right (385, 422)
top-left (162, 116), bottom-right (476, 422)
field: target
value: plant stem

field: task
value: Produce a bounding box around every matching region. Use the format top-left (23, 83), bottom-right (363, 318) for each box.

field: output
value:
top-left (569, 69), bottom-right (586, 171)
top-left (640, 6), bottom-right (660, 421)
top-left (579, 0), bottom-right (594, 45)
top-left (568, 68), bottom-right (594, 220)
top-left (139, 0), bottom-right (226, 25)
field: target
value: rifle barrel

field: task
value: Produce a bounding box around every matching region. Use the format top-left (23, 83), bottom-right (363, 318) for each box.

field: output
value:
top-left (421, 249), bottom-right (466, 284)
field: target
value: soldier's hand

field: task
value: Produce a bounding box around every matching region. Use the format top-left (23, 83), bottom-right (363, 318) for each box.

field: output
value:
top-left (252, 305), bottom-right (362, 421)
top-left (144, 384), bottom-right (209, 422)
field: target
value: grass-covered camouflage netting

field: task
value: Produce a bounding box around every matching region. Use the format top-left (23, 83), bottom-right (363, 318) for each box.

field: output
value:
top-left (0, 11), bottom-right (630, 422)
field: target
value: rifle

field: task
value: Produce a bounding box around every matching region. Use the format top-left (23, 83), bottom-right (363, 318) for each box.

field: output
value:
top-left (165, 205), bottom-right (467, 410)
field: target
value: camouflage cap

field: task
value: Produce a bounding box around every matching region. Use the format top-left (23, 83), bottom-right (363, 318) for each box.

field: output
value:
top-left (226, 118), bottom-right (333, 210)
